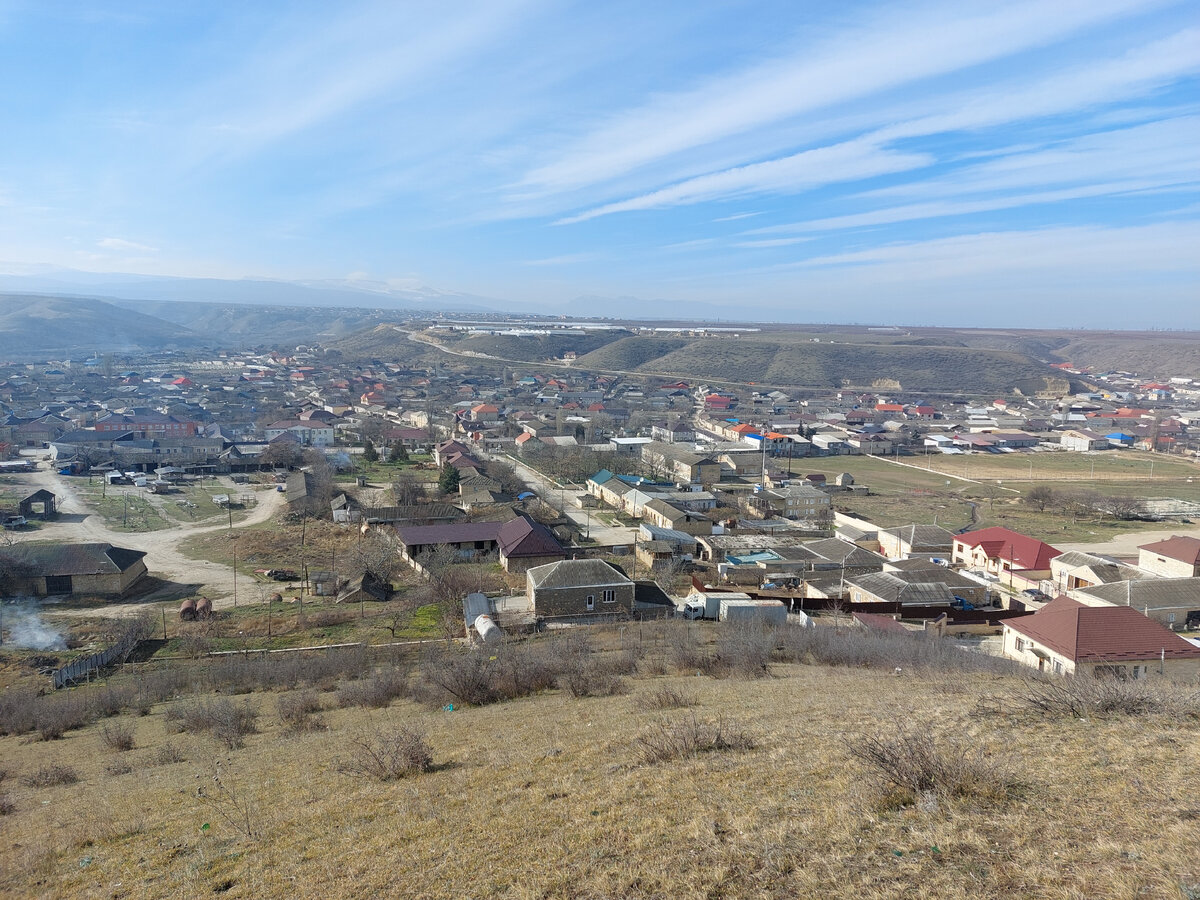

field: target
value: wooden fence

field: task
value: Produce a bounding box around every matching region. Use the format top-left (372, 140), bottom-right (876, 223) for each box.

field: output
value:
top-left (52, 630), bottom-right (140, 689)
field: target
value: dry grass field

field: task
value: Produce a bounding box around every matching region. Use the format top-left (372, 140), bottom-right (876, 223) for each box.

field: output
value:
top-left (1, 624), bottom-right (1198, 899)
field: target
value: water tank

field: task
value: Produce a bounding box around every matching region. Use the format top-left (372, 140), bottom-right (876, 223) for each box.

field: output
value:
top-left (474, 614), bottom-right (503, 644)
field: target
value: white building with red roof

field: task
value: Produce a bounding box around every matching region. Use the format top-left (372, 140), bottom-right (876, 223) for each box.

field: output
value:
top-left (1001, 595), bottom-right (1200, 679)
top-left (952, 526), bottom-right (1061, 591)
top-left (1138, 535), bottom-right (1200, 578)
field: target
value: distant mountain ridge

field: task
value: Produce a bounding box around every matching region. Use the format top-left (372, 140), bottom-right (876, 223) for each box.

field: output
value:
top-left (0, 294), bottom-right (199, 356)
top-left (0, 267), bottom-right (498, 313)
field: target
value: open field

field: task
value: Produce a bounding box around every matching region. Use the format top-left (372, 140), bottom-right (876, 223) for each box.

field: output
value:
top-left (0, 625), bottom-right (1197, 899)
top-left (790, 452), bottom-right (1200, 544)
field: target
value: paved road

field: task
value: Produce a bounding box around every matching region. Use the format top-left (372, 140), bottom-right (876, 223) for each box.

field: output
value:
top-left (7, 463), bottom-right (286, 614)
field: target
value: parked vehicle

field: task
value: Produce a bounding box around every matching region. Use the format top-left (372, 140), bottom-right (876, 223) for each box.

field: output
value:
top-left (266, 569), bottom-right (299, 581)
top-left (2, 515), bottom-right (28, 529)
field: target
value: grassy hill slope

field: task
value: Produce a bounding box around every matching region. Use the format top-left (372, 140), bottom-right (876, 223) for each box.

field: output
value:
top-left (0, 625), bottom-right (1196, 899)
top-left (0, 294), bottom-right (199, 356)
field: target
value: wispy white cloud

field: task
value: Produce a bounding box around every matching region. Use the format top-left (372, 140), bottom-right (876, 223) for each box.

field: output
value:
top-left (97, 237), bottom-right (158, 252)
top-left (556, 140), bottom-right (933, 224)
top-left (521, 252), bottom-right (602, 267)
top-left (749, 116), bottom-right (1200, 235)
top-left (521, 0), bottom-right (1171, 197)
top-left (711, 212), bottom-right (760, 222)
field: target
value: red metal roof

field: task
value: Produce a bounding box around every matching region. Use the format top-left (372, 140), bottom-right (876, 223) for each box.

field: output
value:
top-left (954, 526), bottom-right (1061, 570)
top-left (1138, 535), bottom-right (1200, 565)
top-left (1005, 595), bottom-right (1200, 663)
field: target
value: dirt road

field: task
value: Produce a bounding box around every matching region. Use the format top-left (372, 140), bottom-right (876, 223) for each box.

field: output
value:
top-left (1055, 522), bottom-right (1200, 558)
top-left (8, 465), bottom-right (286, 613)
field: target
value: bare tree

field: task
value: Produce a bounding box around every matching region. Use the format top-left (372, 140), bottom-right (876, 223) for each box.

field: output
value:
top-left (346, 529), bottom-right (403, 583)
top-left (391, 472), bottom-right (426, 506)
top-left (1024, 485), bottom-right (1056, 512)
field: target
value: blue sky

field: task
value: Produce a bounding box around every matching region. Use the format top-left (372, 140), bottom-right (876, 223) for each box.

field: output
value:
top-left (0, 0), bottom-right (1197, 325)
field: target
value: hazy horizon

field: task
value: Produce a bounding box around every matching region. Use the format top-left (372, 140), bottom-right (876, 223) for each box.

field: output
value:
top-left (1, 2), bottom-right (1197, 327)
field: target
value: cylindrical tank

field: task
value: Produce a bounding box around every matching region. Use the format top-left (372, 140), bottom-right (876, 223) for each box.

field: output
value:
top-left (195, 597), bottom-right (213, 619)
top-left (474, 614), bottom-right (503, 644)
top-left (179, 598), bottom-right (198, 621)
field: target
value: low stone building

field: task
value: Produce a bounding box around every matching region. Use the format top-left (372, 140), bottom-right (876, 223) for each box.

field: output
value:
top-left (526, 559), bottom-right (634, 620)
top-left (0, 542), bottom-right (148, 598)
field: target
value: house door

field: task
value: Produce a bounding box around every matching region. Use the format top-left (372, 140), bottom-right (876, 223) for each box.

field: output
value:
top-left (586, 595), bottom-right (595, 611)
top-left (45, 575), bottom-right (72, 594)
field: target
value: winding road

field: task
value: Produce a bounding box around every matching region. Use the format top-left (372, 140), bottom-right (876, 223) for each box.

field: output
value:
top-left (7, 463), bottom-right (286, 615)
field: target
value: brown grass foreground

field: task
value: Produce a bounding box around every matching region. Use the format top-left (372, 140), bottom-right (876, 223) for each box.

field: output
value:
top-left (1, 635), bottom-right (1199, 898)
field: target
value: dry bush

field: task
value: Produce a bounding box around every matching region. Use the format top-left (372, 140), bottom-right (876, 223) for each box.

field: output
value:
top-left (665, 624), bottom-right (711, 673)
top-left (34, 693), bottom-right (92, 741)
top-left (165, 698), bottom-right (259, 749)
top-left (338, 725), bottom-right (434, 781)
top-left (24, 763), bottom-right (80, 788)
top-left (152, 743), bottom-right (186, 766)
top-left (0, 794), bottom-right (13, 816)
top-left (557, 634), bottom-right (630, 698)
top-left (634, 714), bottom-right (753, 765)
top-left (1021, 675), bottom-right (1200, 718)
top-left (335, 669), bottom-right (408, 709)
top-left (710, 623), bottom-right (777, 679)
top-left (558, 659), bottom-right (629, 698)
top-left (0, 766), bottom-right (10, 785)
top-left (641, 686), bottom-right (697, 710)
top-left (99, 721), bottom-right (136, 752)
top-left (178, 633), bottom-right (212, 660)
top-left (419, 642), bottom-right (561, 707)
top-left (847, 722), bottom-right (1018, 806)
top-left (104, 759), bottom-right (134, 777)
top-left (776, 623), bottom-right (1018, 675)
top-left (277, 690), bottom-right (324, 731)
top-left (92, 684), bottom-right (138, 719)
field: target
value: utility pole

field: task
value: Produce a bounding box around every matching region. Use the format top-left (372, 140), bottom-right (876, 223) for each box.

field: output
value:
top-left (232, 541), bottom-right (238, 607)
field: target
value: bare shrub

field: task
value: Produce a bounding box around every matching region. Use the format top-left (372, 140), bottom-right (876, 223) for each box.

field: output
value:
top-left (556, 634), bottom-right (629, 698)
top-left (665, 624), bottom-right (710, 673)
top-left (178, 633), bottom-right (212, 660)
top-left (711, 623), bottom-right (776, 679)
top-left (92, 684), bottom-right (137, 719)
top-left (418, 642), bottom-right (559, 707)
top-left (35, 694), bottom-right (92, 741)
top-left (277, 690), bottom-right (324, 731)
top-left (641, 686), bottom-right (697, 710)
top-left (1021, 675), bottom-right (1200, 718)
top-left (104, 759), bottom-right (134, 777)
top-left (335, 668), bottom-right (408, 709)
top-left (198, 762), bottom-right (257, 839)
top-left (0, 690), bottom-right (39, 736)
top-left (776, 623), bottom-right (1018, 675)
top-left (153, 743), bottom-right (186, 766)
top-left (847, 722), bottom-right (1018, 805)
top-left (99, 721), bottom-right (136, 752)
top-left (0, 794), bottom-right (14, 816)
top-left (338, 725), bottom-right (433, 781)
top-left (24, 763), bottom-right (80, 788)
top-left (634, 714), bottom-right (753, 765)
top-left (165, 698), bottom-right (259, 750)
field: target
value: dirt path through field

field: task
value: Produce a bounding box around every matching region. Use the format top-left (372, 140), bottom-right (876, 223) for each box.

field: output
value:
top-left (8, 466), bottom-right (286, 613)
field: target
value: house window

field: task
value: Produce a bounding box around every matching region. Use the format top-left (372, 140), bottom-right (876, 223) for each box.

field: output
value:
top-left (1052, 660), bottom-right (1063, 675)
top-left (603, 589), bottom-right (615, 603)
top-left (586, 594), bottom-right (595, 611)
top-left (1132, 665), bottom-right (1147, 680)
top-left (1014, 638), bottom-right (1025, 652)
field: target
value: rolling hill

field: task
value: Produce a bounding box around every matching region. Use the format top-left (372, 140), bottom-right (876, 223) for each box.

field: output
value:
top-left (0, 294), bottom-right (200, 357)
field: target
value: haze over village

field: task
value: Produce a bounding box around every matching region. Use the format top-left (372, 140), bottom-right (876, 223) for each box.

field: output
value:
top-left (1, 2), bottom-right (1199, 899)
